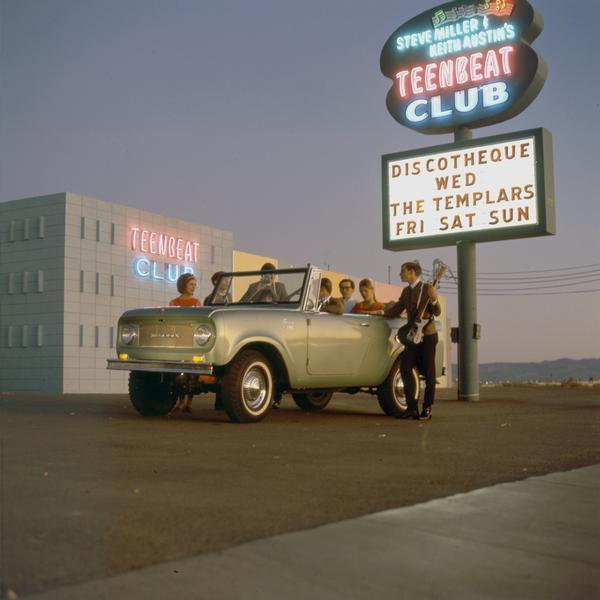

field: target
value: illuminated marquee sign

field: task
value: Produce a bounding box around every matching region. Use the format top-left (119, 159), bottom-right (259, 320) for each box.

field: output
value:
top-left (129, 226), bottom-right (199, 281)
top-left (382, 128), bottom-right (555, 250)
top-left (380, 0), bottom-right (546, 133)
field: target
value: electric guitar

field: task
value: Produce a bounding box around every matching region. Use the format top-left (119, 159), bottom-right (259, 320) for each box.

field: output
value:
top-left (396, 260), bottom-right (447, 347)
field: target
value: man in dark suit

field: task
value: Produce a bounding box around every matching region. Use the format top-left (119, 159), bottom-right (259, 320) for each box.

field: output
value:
top-left (240, 262), bottom-right (288, 303)
top-left (318, 278), bottom-right (344, 315)
top-left (384, 261), bottom-right (441, 420)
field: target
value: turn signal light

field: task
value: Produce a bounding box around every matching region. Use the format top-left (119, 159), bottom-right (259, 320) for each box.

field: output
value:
top-left (192, 355), bottom-right (204, 363)
top-left (119, 353), bottom-right (129, 360)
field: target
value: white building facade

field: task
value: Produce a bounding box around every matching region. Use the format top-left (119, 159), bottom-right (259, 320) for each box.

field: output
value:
top-left (0, 193), bottom-right (233, 393)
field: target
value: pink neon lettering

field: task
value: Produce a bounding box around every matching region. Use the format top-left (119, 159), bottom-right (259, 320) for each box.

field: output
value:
top-left (456, 56), bottom-right (469, 85)
top-left (424, 63), bottom-right (437, 92)
top-left (469, 52), bottom-right (483, 81)
top-left (484, 50), bottom-right (500, 78)
top-left (410, 66), bottom-right (424, 94)
top-left (130, 227), bottom-right (140, 250)
top-left (438, 60), bottom-right (454, 90)
top-left (140, 230), bottom-right (148, 253)
top-left (176, 238), bottom-right (184, 260)
top-left (396, 71), bottom-right (409, 98)
top-left (499, 45), bottom-right (514, 75)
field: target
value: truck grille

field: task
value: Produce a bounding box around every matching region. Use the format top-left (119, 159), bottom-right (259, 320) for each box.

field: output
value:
top-left (139, 324), bottom-right (193, 347)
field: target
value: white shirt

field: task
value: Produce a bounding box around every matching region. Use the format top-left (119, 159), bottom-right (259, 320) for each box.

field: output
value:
top-left (342, 298), bottom-right (357, 313)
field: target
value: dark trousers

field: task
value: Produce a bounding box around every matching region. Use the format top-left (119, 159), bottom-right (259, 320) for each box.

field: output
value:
top-left (400, 333), bottom-right (438, 410)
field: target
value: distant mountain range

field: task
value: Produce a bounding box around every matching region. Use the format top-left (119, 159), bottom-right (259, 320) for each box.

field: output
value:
top-left (451, 358), bottom-right (600, 383)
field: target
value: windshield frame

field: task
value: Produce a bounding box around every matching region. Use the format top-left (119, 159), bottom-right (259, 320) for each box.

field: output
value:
top-left (205, 267), bottom-right (311, 307)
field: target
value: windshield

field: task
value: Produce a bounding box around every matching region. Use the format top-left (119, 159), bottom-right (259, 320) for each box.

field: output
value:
top-left (205, 268), bottom-right (309, 306)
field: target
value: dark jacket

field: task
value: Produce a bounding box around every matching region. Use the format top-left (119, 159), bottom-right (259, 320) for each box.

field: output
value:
top-left (384, 281), bottom-right (441, 335)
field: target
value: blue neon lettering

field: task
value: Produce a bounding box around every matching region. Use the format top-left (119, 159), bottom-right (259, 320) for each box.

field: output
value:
top-left (406, 99), bottom-right (429, 122)
top-left (431, 95), bottom-right (452, 118)
top-left (134, 257), bottom-right (150, 277)
top-left (482, 82), bottom-right (509, 107)
top-left (455, 88), bottom-right (478, 112)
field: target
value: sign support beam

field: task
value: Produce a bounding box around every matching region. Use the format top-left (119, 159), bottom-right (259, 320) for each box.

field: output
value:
top-left (455, 126), bottom-right (479, 401)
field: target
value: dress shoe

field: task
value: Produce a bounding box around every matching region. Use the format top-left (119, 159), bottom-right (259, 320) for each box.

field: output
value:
top-left (419, 406), bottom-right (432, 420)
top-left (396, 408), bottom-right (419, 420)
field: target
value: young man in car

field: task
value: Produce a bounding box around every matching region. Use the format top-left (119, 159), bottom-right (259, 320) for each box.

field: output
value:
top-left (337, 278), bottom-right (357, 313)
top-left (384, 261), bottom-right (440, 420)
top-left (318, 278), bottom-right (344, 315)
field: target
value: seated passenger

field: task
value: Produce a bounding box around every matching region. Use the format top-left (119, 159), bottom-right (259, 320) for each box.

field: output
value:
top-left (204, 271), bottom-right (231, 305)
top-left (318, 277), bottom-right (344, 315)
top-left (351, 278), bottom-right (384, 315)
top-left (240, 262), bottom-right (288, 303)
top-left (253, 288), bottom-right (275, 303)
top-left (337, 278), bottom-right (357, 313)
top-left (170, 273), bottom-right (201, 307)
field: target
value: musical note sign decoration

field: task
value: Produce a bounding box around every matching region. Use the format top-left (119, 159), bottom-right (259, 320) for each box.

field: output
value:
top-left (380, 0), bottom-right (547, 134)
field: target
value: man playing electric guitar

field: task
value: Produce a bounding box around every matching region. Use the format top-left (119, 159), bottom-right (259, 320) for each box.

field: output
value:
top-left (384, 261), bottom-right (441, 420)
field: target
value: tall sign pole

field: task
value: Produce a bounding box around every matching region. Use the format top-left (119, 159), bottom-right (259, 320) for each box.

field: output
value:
top-left (380, 0), bottom-right (552, 400)
top-left (454, 126), bottom-right (479, 400)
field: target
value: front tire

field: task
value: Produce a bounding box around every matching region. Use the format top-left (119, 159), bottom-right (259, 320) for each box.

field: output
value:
top-left (377, 360), bottom-right (420, 417)
top-left (221, 350), bottom-right (274, 423)
top-left (292, 390), bottom-right (334, 411)
top-left (129, 371), bottom-right (178, 416)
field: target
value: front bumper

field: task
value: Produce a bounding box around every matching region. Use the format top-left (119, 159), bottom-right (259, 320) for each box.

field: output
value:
top-left (107, 359), bottom-right (214, 375)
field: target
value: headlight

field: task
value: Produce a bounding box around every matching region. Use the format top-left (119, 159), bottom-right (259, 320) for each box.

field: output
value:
top-left (194, 325), bottom-right (213, 346)
top-left (120, 324), bottom-right (138, 345)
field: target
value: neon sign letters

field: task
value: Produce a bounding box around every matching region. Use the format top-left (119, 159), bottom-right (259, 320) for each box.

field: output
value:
top-left (380, 0), bottom-right (546, 133)
top-left (129, 226), bottom-right (198, 281)
top-left (133, 257), bottom-right (194, 281)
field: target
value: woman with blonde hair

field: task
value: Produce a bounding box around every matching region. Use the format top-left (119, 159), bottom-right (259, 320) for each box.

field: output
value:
top-left (351, 278), bottom-right (385, 315)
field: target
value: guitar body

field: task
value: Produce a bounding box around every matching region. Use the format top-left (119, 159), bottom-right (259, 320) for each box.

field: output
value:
top-left (396, 319), bottom-right (427, 347)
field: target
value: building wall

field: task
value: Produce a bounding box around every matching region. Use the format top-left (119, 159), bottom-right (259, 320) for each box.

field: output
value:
top-left (0, 193), bottom-right (234, 393)
top-left (0, 194), bottom-right (66, 392)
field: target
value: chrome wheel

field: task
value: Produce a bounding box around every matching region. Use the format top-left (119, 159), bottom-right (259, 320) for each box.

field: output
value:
top-left (392, 369), bottom-right (408, 409)
top-left (242, 363), bottom-right (271, 413)
top-left (221, 350), bottom-right (274, 422)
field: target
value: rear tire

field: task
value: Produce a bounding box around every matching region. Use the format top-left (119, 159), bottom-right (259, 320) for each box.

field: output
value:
top-left (221, 350), bottom-right (273, 423)
top-left (292, 390), bottom-right (333, 411)
top-left (377, 360), bottom-right (420, 417)
top-left (128, 371), bottom-right (178, 416)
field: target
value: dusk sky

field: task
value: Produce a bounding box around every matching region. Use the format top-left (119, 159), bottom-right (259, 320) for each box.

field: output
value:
top-left (1, 0), bottom-right (599, 363)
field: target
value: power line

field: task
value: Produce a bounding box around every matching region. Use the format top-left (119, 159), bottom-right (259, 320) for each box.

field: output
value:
top-left (428, 270), bottom-right (600, 284)
top-left (438, 277), bottom-right (600, 291)
top-left (437, 288), bottom-right (600, 296)
top-left (423, 263), bottom-right (600, 276)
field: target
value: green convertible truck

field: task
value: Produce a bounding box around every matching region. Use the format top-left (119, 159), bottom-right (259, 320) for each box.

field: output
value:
top-left (107, 266), bottom-right (444, 423)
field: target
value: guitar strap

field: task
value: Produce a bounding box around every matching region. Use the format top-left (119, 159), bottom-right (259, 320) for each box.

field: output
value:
top-left (408, 282), bottom-right (424, 322)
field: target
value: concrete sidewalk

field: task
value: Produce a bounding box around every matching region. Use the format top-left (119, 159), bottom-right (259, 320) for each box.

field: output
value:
top-left (26, 464), bottom-right (600, 600)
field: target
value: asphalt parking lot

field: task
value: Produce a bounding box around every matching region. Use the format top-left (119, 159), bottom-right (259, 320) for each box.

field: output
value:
top-left (1, 385), bottom-right (599, 597)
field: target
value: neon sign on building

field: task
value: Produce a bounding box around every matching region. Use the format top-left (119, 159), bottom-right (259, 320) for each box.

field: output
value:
top-left (129, 226), bottom-right (199, 281)
top-left (380, 0), bottom-right (546, 133)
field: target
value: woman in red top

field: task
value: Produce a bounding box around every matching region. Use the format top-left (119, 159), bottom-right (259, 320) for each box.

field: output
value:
top-left (169, 273), bottom-right (201, 413)
top-left (169, 273), bottom-right (201, 307)
top-left (351, 278), bottom-right (385, 316)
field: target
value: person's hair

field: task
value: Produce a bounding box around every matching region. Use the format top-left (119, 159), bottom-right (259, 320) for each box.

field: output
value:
top-left (401, 261), bottom-right (422, 276)
top-left (320, 277), bottom-right (333, 294)
top-left (358, 278), bottom-right (377, 301)
top-left (176, 273), bottom-right (196, 294)
top-left (211, 271), bottom-right (225, 286)
top-left (260, 262), bottom-right (276, 272)
top-left (339, 278), bottom-right (355, 290)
